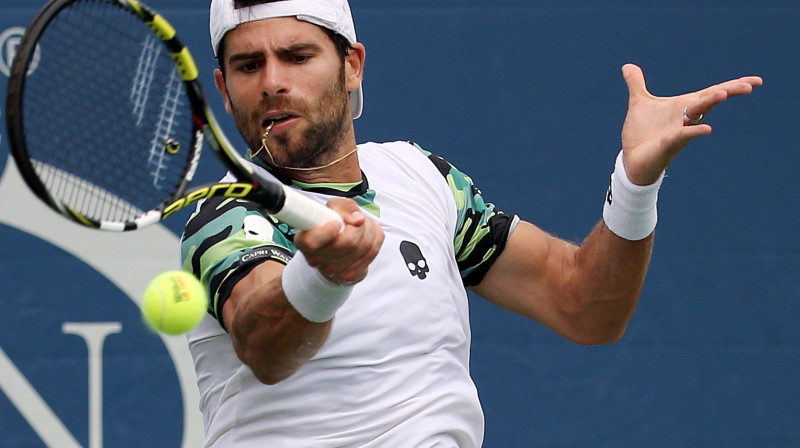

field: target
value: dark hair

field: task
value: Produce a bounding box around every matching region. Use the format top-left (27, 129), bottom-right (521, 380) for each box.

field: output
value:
top-left (216, 1), bottom-right (354, 74)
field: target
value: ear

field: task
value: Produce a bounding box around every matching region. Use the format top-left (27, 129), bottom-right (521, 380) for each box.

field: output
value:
top-left (214, 68), bottom-right (233, 114)
top-left (344, 43), bottom-right (366, 94)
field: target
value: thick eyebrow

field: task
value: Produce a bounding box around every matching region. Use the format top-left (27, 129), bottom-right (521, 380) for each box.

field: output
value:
top-left (275, 42), bottom-right (324, 57)
top-left (227, 51), bottom-right (264, 67)
top-left (227, 42), bottom-right (324, 66)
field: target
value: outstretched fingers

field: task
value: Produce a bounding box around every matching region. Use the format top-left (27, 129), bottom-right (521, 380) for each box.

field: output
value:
top-left (618, 64), bottom-right (762, 183)
top-left (685, 76), bottom-right (762, 122)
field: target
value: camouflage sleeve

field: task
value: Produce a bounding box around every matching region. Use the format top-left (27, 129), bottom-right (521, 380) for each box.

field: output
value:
top-left (411, 143), bottom-right (518, 287)
top-left (180, 196), bottom-right (296, 329)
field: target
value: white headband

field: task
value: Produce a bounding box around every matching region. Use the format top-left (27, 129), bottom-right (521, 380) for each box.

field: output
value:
top-left (210, 0), bottom-right (362, 119)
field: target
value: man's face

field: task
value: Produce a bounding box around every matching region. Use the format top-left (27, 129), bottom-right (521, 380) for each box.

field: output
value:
top-left (216, 17), bottom-right (352, 169)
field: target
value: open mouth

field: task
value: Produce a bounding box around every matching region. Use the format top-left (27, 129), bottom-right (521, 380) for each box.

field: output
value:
top-left (263, 114), bottom-right (293, 129)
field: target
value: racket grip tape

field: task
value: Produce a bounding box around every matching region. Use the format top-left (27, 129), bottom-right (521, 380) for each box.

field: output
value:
top-left (274, 186), bottom-right (344, 231)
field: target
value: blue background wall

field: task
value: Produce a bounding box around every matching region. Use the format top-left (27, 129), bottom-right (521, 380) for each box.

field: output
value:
top-left (1, 1), bottom-right (797, 446)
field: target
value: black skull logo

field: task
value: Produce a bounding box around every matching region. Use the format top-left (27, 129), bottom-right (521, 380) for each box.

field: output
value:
top-left (400, 241), bottom-right (429, 280)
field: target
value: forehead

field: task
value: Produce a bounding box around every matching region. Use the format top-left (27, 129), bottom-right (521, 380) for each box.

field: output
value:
top-left (223, 16), bottom-right (332, 54)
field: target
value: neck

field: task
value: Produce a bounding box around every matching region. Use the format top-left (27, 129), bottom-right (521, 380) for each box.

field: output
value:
top-left (254, 123), bottom-right (362, 184)
top-left (279, 145), bottom-right (359, 173)
top-left (273, 146), bottom-right (362, 184)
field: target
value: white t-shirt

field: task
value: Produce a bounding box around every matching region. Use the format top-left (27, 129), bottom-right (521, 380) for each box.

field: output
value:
top-left (182, 141), bottom-right (517, 447)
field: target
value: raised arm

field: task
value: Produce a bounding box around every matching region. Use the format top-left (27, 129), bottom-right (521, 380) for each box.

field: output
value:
top-left (472, 64), bottom-right (762, 345)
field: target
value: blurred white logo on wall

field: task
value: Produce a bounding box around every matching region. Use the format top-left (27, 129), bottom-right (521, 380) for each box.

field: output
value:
top-left (1, 26), bottom-right (40, 78)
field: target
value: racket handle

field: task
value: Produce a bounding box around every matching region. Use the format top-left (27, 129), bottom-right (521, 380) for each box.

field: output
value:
top-left (274, 185), bottom-right (344, 231)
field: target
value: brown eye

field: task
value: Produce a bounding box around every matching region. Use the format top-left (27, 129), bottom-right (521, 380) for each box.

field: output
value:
top-left (291, 54), bottom-right (310, 64)
top-left (240, 62), bottom-right (260, 73)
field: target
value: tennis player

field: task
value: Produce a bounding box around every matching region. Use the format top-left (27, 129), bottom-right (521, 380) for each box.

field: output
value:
top-left (181, 0), bottom-right (762, 446)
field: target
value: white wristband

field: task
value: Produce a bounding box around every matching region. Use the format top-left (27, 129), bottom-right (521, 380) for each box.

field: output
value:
top-left (281, 251), bottom-right (353, 323)
top-left (602, 151), bottom-right (664, 241)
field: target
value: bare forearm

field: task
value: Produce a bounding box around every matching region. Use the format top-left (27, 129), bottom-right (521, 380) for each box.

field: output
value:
top-left (224, 267), bottom-right (332, 385)
top-left (222, 199), bottom-right (382, 384)
top-left (565, 220), bottom-right (653, 341)
top-left (471, 219), bottom-right (651, 344)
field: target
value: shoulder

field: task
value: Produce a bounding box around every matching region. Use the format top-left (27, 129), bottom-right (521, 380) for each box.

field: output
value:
top-left (358, 140), bottom-right (426, 159)
top-left (358, 141), bottom-right (453, 177)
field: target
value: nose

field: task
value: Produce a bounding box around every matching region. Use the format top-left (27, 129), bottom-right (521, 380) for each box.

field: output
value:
top-left (261, 61), bottom-right (289, 98)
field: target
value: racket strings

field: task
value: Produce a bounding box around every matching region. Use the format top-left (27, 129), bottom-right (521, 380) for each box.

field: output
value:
top-left (21, 0), bottom-right (195, 224)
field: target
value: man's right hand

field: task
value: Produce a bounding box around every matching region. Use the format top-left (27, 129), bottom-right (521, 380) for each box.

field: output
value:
top-left (294, 197), bottom-right (384, 285)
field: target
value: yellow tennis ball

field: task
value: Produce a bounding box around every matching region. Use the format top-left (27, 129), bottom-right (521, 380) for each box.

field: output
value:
top-left (142, 271), bottom-right (208, 335)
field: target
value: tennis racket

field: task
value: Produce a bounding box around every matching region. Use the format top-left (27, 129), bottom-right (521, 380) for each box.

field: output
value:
top-left (5, 0), bottom-right (342, 232)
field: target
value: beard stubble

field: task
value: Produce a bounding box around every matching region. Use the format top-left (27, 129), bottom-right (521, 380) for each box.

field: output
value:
top-left (231, 64), bottom-right (352, 169)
